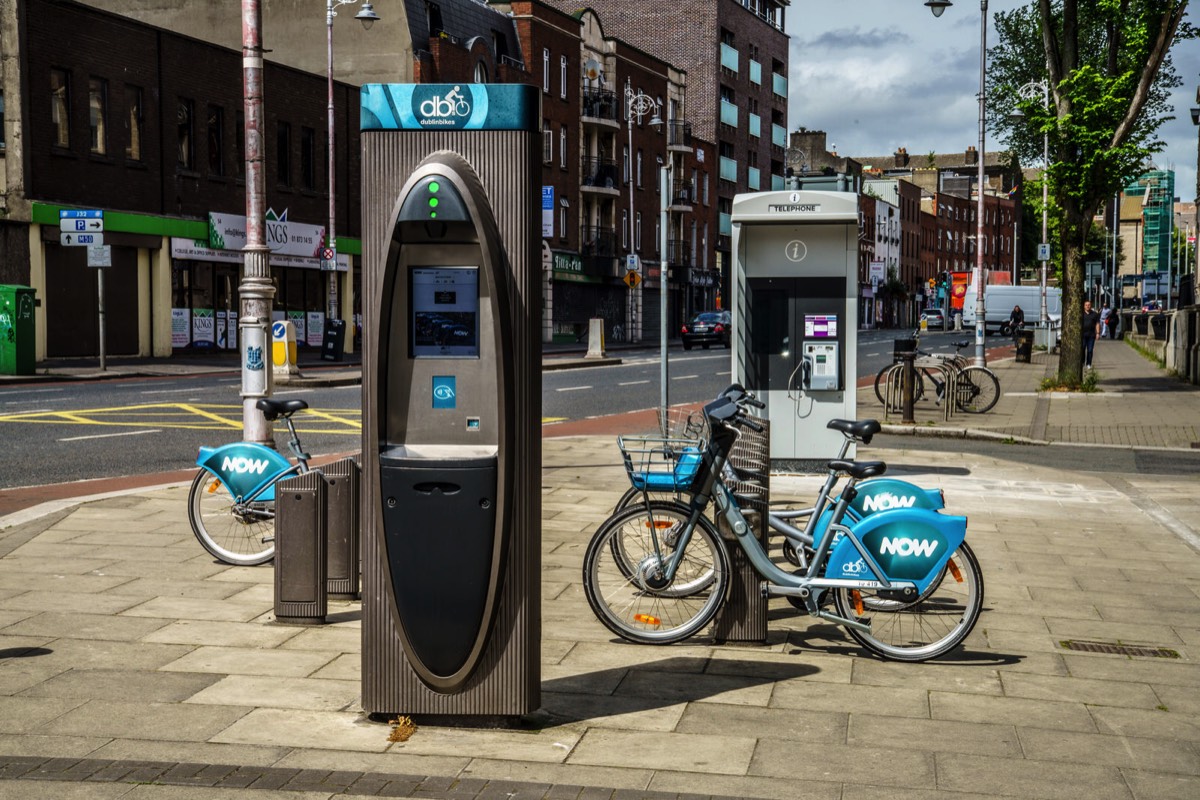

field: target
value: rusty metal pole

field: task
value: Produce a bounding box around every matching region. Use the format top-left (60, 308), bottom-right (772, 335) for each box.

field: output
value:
top-left (239, 0), bottom-right (274, 445)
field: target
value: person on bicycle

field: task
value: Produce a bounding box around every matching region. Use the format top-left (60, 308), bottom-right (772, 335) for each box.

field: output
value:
top-left (1008, 305), bottom-right (1025, 333)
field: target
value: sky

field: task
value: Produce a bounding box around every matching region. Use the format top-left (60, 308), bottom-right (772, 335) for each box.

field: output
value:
top-left (785, 0), bottom-right (1200, 204)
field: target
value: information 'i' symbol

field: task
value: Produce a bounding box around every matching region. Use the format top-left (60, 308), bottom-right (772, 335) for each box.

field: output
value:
top-left (785, 240), bottom-right (807, 262)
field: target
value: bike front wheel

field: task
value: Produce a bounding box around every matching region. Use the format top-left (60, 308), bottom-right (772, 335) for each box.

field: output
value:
top-left (583, 502), bottom-right (729, 644)
top-left (834, 541), bottom-right (984, 661)
top-left (954, 366), bottom-right (1001, 413)
top-left (873, 363), bottom-right (926, 408)
top-left (188, 468), bottom-right (276, 566)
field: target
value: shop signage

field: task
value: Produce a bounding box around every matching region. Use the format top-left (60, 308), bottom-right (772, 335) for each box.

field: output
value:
top-left (208, 209), bottom-right (325, 258)
top-left (172, 238), bottom-right (349, 271)
top-left (171, 309), bottom-right (190, 348)
top-left (192, 308), bottom-right (215, 347)
top-left (551, 251), bottom-right (597, 283)
top-left (542, 187), bottom-right (554, 237)
top-left (361, 83), bottom-right (539, 132)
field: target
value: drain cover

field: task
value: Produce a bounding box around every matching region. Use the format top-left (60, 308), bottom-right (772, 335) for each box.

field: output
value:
top-left (1060, 640), bottom-right (1180, 658)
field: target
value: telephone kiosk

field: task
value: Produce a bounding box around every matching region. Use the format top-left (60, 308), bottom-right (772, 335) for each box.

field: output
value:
top-left (730, 190), bottom-right (859, 469)
top-left (359, 83), bottom-right (541, 719)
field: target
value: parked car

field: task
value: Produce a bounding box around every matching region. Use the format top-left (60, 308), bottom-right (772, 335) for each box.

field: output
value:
top-left (681, 311), bottom-right (731, 350)
top-left (921, 308), bottom-right (946, 328)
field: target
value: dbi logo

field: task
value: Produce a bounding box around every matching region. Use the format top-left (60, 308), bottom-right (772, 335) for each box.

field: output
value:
top-left (415, 85), bottom-right (471, 127)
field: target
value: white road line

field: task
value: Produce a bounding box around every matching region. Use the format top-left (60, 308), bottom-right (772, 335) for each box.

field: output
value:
top-left (58, 429), bottom-right (161, 442)
top-left (716, 371), bottom-right (731, 376)
top-left (556, 386), bottom-right (592, 392)
top-left (0, 387), bottom-right (65, 395)
top-left (6, 398), bottom-right (68, 405)
top-left (140, 387), bottom-right (207, 395)
top-left (673, 375), bottom-right (698, 381)
top-left (4, 408), bottom-right (53, 414)
top-left (272, 388), bottom-right (315, 395)
top-left (619, 380), bottom-right (650, 386)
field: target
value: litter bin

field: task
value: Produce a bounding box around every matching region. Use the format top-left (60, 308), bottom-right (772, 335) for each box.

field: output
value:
top-left (321, 318), bottom-right (346, 361)
top-left (1134, 313), bottom-right (1149, 335)
top-left (1150, 314), bottom-right (1167, 341)
top-left (1014, 329), bottom-right (1035, 363)
top-left (0, 285), bottom-right (36, 376)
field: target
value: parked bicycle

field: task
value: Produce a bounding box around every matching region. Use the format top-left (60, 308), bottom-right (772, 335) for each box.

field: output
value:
top-left (187, 398), bottom-right (313, 566)
top-left (873, 335), bottom-right (1000, 414)
top-left (583, 386), bottom-right (984, 661)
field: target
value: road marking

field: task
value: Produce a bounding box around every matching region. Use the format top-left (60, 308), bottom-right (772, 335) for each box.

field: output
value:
top-left (717, 371), bottom-right (731, 376)
top-left (59, 429), bottom-right (161, 442)
top-left (299, 407), bottom-right (362, 429)
top-left (0, 387), bottom-right (64, 395)
top-left (140, 388), bottom-right (206, 395)
top-left (178, 403), bottom-right (243, 429)
top-left (556, 386), bottom-right (592, 392)
top-left (619, 380), bottom-right (650, 386)
top-left (5, 398), bottom-right (67, 404)
top-left (672, 375), bottom-right (698, 381)
top-left (272, 388), bottom-right (315, 395)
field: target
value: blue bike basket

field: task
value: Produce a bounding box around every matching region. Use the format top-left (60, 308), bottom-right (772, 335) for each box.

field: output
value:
top-left (617, 435), bottom-right (705, 492)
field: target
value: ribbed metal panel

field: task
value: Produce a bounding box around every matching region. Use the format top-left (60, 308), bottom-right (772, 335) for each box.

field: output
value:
top-left (361, 130), bottom-right (541, 717)
top-left (274, 471), bottom-right (328, 625)
top-left (714, 419), bottom-right (770, 643)
top-left (323, 458), bottom-right (361, 600)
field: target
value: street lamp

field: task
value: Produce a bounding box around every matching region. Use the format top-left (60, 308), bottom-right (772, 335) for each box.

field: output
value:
top-left (1011, 76), bottom-right (1050, 331)
top-left (325, 0), bottom-right (379, 323)
top-left (625, 83), bottom-right (661, 344)
top-left (930, 0), bottom-right (988, 366)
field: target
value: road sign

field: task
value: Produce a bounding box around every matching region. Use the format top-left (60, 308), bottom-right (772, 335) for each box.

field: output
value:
top-left (87, 245), bottom-right (112, 267)
top-left (60, 218), bottom-right (104, 233)
top-left (1037, 243), bottom-right (1051, 261)
top-left (59, 209), bottom-right (103, 219)
top-left (623, 270), bottom-right (642, 288)
top-left (626, 254), bottom-right (640, 272)
top-left (60, 232), bottom-right (104, 247)
top-left (320, 247), bottom-right (337, 272)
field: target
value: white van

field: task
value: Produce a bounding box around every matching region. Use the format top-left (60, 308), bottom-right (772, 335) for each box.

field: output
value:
top-left (961, 285), bottom-right (1061, 332)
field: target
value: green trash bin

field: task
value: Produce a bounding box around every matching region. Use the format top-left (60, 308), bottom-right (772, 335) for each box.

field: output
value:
top-left (0, 285), bottom-right (37, 376)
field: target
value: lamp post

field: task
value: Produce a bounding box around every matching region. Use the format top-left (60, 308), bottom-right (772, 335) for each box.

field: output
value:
top-left (325, 0), bottom-right (379, 323)
top-left (1011, 76), bottom-right (1050, 330)
top-left (657, 137), bottom-right (671, 435)
top-left (625, 83), bottom-right (660, 344)
top-left (928, 0), bottom-right (987, 366)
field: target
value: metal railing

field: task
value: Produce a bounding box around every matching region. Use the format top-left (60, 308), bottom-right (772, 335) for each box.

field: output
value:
top-left (666, 120), bottom-right (692, 149)
top-left (580, 226), bottom-right (617, 258)
top-left (581, 156), bottom-right (619, 189)
top-left (670, 179), bottom-right (694, 206)
top-left (667, 239), bottom-right (693, 268)
top-left (581, 89), bottom-right (619, 122)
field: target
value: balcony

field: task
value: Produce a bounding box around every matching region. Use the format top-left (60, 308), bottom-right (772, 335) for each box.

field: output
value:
top-left (749, 59), bottom-right (762, 85)
top-left (719, 99), bottom-right (739, 128)
top-left (580, 225), bottom-right (617, 259)
top-left (747, 166), bottom-right (760, 191)
top-left (772, 123), bottom-right (787, 149)
top-left (667, 239), bottom-right (693, 268)
top-left (720, 42), bottom-right (739, 73)
top-left (581, 156), bottom-right (620, 195)
top-left (668, 179), bottom-right (694, 210)
top-left (772, 72), bottom-right (787, 99)
top-left (666, 120), bottom-right (692, 151)
top-left (748, 112), bottom-right (761, 139)
top-left (581, 89), bottom-right (619, 128)
top-left (719, 212), bottom-right (732, 237)
top-left (719, 156), bottom-right (738, 184)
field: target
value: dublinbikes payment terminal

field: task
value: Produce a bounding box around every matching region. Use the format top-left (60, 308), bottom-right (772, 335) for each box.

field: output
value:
top-left (360, 84), bottom-right (540, 719)
top-left (730, 190), bottom-right (859, 469)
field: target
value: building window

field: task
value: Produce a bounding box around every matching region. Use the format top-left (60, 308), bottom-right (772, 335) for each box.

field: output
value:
top-left (301, 126), bottom-right (316, 190)
top-left (655, 219), bottom-right (660, 254)
top-left (637, 149), bottom-right (643, 188)
top-left (636, 212), bottom-right (642, 251)
top-left (623, 144), bottom-right (629, 184)
top-left (474, 61), bottom-right (489, 83)
top-left (177, 98), bottom-right (194, 169)
top-left (559, 125), bottom-right (567, 169)
top-left (560, 55), bottom-right (568, 99)
top-left (622, 209), bottom-right (629, 248)
top-left (277, 121), bottom-right (291, 186)
top-left (50, 68), bottom-right (70, 148)
top-left (559, 198), bottom-right (569, 241)
top-left (0, 90), bottom-right (5, 149)
top-left (235, 111), bottom-right (245, 177)
top-left (125, 85), bottom-right (143, 161)
top-left (207, 105), bottom-right (224, 176)
top-left (88, 77), bottom-right (107, 155)
top-left (543, 48), bottom-right (550, 92)
top-left (542, 121), bottom-right (552, 164)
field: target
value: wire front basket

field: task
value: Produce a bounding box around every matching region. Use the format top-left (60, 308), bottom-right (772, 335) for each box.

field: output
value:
top-left (656, 405), bottom-right (709, 442)
top-left (617, 435), bottom-right (707, 493)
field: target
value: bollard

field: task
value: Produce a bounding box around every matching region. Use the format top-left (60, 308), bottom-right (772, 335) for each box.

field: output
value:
top-left (323, 458), bottom-right (361, 600)
top-left (273, 471), bottom-right (327, 625)
top-left (714, 419), bottom-right (770, 644)
top-left (585, 317), bottom-right (606, 358)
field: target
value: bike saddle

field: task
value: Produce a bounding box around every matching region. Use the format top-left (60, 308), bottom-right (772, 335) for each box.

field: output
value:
top-left (953, 340), bottom-right (971, 348)
top-left (826, 419), bottom-right (881, 444)
top-left (826, 460), bottom-right (887, 480)
top-left (255, 398), bottom-right (309, 420)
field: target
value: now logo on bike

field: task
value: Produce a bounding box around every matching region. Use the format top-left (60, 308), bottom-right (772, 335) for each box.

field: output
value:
top-left (860, 492), bottom-right (917, 513)
top-left (221, 455), bottom-right (271, 476)
top-left (879, 536), bottom-right (939, 558)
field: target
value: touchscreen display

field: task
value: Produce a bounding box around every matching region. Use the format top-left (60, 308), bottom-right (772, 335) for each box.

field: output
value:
top-left (411, 267), bottom-right (479, 358)
top-left (804, 314), bottom-right (838, 339)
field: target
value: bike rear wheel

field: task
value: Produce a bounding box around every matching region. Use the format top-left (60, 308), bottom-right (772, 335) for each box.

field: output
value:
top-left (834, 541), bottom-right (983, 661)
top-left (583, 502), bottom-right (729, 644)
top-left (954, 366), bottom-right (1001, 413)
top-left (873, 363), bottom-right (926, 408)
top-left (188, 468), bottom-right (276, 566)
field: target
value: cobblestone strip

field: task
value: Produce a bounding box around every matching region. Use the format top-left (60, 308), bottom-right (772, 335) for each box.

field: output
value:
top-left (0, 755), bottom-right (730, 800)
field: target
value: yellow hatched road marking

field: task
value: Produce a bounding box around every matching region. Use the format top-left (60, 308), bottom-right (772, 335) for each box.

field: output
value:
top-left (178, 403), bottom-right (243, 429)
top-left (0, 402), bottom-right (364, 434)
top-left (299, 408), bottom-right (362, 429)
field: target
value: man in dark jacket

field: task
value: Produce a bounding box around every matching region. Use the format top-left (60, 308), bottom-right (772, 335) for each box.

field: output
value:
top-left (1081, 299), bottom-right (1101, 369)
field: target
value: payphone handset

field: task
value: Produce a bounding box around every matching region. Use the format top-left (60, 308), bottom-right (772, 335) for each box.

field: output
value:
top-left (374, 151), bottom-right (516, 693)
top-left (802, 342), bottom-right (839, 391)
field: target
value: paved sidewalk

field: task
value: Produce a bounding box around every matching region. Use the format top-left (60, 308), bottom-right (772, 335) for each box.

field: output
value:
top-left (0, 432), bottom-right (1198, 799)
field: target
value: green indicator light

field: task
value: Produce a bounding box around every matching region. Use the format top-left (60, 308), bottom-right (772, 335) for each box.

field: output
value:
top-left (428, 198), bottom-right (439, 208)
top-left (430, 211), bottom-right (437, 218)
top-left (429, 181), bottom-right (440, 193)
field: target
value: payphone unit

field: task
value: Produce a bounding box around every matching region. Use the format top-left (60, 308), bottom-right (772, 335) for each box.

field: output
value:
top-left (360, 84), bottom-right (540, 718)
top-left (731, 191), bottom-right (859, 468)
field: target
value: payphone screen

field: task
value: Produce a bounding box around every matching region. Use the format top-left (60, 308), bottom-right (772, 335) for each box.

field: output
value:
top-left (804, 314), bottom-right (838, 339)
top-left (410, 266), bottom-right (480, 358)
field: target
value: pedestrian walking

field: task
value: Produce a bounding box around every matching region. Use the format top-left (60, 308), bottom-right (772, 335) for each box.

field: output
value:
top-left (1107, 306), bottom-right (1120, 339)
top-left (1100, 303), bottom-right (1111, 338)
top-left (1082, 299), bottom-right (1101, 369)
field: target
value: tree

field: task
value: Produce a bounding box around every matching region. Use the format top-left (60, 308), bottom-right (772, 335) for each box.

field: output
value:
top-left (988, 0), bottom-right (1194, 386)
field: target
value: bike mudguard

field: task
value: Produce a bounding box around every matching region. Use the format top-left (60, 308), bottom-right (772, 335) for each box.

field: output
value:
top-left (195, 443), bottom-right (291, 502)
top-left (825, 508), bottom-right (968, 594)
top-left (846, 479), bottom-right (945, 515)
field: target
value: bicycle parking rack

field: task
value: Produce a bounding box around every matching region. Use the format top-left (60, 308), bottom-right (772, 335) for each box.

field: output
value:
top-left (714, 419), bottom-right (770, 644)
top-left (883, 358), bottom-right (957, 423)
top-left (323, 458), bottom-right (361, 601)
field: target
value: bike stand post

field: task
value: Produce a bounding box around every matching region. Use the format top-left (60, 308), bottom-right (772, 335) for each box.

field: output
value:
top-left (274, 471), bottom-right (328, 625)
top-left (323, 458), bottom-right (361, 601)
top-left (714, 418), bottom-right (770, 645)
